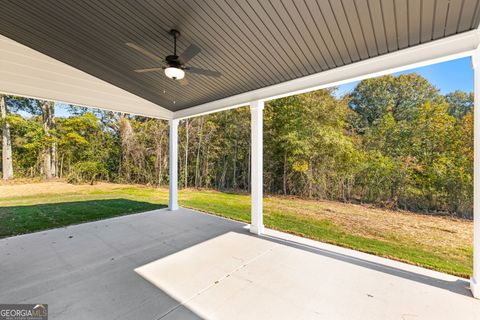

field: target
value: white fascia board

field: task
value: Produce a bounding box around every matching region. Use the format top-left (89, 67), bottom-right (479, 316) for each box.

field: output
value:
top-left (0, 34), bottom-right (173, 120)
top-left (175, 29), bottom-right (480, 120)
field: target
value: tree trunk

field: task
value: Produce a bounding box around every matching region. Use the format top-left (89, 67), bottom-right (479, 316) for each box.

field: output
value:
top-left (59, 154), bottom-right (64, 178)
top-left (283, 152), bottom-right (287, 195)
top-left (184, 119), bottom-right (189, 189)
top-left (307, 160), bottom-right (313, 198)
top-left (157, 141), bottom-right (163, 186)
top-left (119, 113), bottom-right (133, 182)
top-left (0, 95), bottom-right (13, 180)
top-left (220, 157), bottom-right (227, 189)
top-left (155, 125), bottom-right (165, 186)
top-left (232, 140), bottom-right (238, 189)
top-left (43, 147), bottom-right (52, 180)
top-left (195, 117), bottom-right (203, 188)
top-left (50, 109), bottom-right (57, 178)
top-left (159, 141), bottom-right (164, 186)
top-left (41, 100), bottom-right (53, 180)
top-left (204, 144), bottom-right (210, 189)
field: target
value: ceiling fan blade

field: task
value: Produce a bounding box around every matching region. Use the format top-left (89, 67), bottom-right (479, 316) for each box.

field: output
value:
top-left (178, 44), bottom-right (201, 64)
top-left (126, 42), bottom-right (164, 62)
top-left (186, 66), bottom-right (221, 77)
top-left (134, 67), bottom-right (164, 73)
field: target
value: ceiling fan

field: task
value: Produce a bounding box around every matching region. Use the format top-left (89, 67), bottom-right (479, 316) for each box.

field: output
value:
top-left (126, 29), bottom-right (221, 82)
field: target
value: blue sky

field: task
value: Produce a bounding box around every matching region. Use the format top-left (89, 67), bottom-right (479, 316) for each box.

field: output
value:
top-left (52, 57), bottom-right (474, 117)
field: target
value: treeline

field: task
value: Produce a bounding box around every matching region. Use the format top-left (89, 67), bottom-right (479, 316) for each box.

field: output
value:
top-left (0, 73), bottom-right (473, 217)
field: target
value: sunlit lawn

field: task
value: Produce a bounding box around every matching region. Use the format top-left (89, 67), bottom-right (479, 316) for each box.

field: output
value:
top-left (0, 182), bottom-right (472, 277)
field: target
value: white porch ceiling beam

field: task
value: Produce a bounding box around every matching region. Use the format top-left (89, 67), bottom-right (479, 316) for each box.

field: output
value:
top-left (175, 30), bottom-right (480, 120)
top-left (0, 35), bottom-right (173, 120)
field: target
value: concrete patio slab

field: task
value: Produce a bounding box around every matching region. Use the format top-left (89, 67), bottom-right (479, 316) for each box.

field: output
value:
top-left (1, 208), bottom-right (479, 319)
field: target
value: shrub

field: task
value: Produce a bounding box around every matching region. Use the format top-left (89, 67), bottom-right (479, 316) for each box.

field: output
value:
top-left (67, 161), bottom-right (108, 185)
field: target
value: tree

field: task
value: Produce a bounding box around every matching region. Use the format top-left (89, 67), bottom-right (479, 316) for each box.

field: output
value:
top-left (445, 90), bottom-right (473, 119)
top-left (0, 95), bottom-right (13, 180)
top-left (0, 95), bottom-right (36, 180)
top-left (39, 100), bottom-right (56, 179)
top-left (349, 73), bottom-right (441, 130)
top-left (265, 89), bottom-right (362, 199)
top-left (55, 112), bottom-right (107, 178)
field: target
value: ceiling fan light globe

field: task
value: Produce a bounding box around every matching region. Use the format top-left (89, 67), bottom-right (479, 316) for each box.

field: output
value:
top-left (164, 67), bottom-right (185, 80)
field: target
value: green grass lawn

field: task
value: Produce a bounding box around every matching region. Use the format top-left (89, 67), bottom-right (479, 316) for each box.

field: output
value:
top-left (0, 183), bottom-right (472, 278)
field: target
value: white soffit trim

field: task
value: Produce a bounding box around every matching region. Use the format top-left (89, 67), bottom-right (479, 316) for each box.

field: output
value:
top-left (175, 29), bottom-right (480, 120)
top-left (0, 34), bottom-right (172, 120)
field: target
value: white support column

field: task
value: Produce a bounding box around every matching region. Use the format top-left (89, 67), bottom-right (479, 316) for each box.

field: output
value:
top-left (472, 47), bottom-right (480, 298)
top-left (250, 100), bottom-right (264, 235)
top-left (169, 119), bottom-right (179, 211)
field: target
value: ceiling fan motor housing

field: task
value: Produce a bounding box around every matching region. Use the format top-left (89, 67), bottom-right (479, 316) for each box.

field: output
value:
top-left (166, 55), bottom-right (182, 68)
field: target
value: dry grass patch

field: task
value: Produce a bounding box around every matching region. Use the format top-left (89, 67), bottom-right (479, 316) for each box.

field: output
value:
top-left (0, 181), bottom-right (138, 199)
top-left (265, 196), bottom-right (472, 257)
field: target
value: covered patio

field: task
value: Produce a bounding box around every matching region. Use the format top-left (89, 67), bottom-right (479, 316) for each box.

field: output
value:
top-left (1, 208), bottom-right (479, 319)
top-left (2, 0), bottom-right (480, 317)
